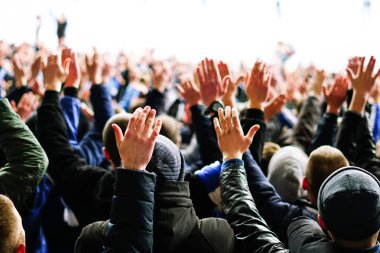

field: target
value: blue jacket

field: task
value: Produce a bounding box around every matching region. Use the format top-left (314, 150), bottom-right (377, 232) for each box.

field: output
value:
top-left (60, 85), bottom-right (114, 166)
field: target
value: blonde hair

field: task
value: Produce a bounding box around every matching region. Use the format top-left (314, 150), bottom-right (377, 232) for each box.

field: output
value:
top-left (305, 146), bottom-right (349, 196)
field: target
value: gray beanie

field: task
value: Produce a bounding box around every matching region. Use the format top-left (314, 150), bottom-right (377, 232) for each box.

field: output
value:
top-left (146, 135), bottom-right (185, 182)
top-left (318, 166), bottom-right (380, 240)
top-left (267, 146), bottom-right (308, 203)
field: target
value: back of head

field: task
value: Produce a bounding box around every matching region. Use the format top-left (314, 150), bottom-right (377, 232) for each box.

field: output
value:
top-left (261, 142), bottom-right (281, 176)
top-left (155, 115), bottom-right (181, 146)
top-left (103, 113), bottom-right (131, 167)
top-left (103, 113), bottom-right (184, 183)
top-left (146, 135), bottom-right (185, 183)
top-left (305, 146), bottom-right (349, 197)
top-left (0, 195), bottom-right (24, 253)
top-left (268, 146), bottom-right (308, 203)
top-left (318, 167), bottom-right (380, 241)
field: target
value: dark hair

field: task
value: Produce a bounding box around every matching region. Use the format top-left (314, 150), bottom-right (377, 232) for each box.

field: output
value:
top-left (155, 115), bottom-right (181, 145)
top-left (102, 113), bottom-right (131, 167)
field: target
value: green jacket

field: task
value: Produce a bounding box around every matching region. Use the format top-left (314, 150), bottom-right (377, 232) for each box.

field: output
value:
top-left (0, 98), bottom-right (48, 209)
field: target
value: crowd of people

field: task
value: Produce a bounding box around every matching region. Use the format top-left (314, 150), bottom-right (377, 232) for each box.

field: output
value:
top-left (1, 35), bottom-right (380, 253)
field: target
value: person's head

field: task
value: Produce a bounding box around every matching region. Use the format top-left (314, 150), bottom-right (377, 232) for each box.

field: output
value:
top-left (302, 146), bottom-right (349, 206)
top-left (318, 167), bottom-right (380, 249)
top-left (103, 113), bottom-right (185, 182)
top-left (155, 115), bottom-right (182, 147)
top-left (261, 142), bottom-right (281, 176)
top-left (0, 195), bottom-right (25, 253)
top-left (267, 146), bottom-right (308, 203)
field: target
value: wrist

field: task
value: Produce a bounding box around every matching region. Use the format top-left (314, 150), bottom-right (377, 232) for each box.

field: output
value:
top-left (248, 100), bottom-right (264, 111)
top-left (16, 77), bottom-right (27, 87)
top-left (121, 160), bottom-right (146, 171)
top-left (45, 82), bottom-right (61, 92)
top-left (349, 92), bottom-right (367, 115)
top-left (326, 105), bottom-right (340, 115)
top-left (223, 152), bottom-right (243, 161)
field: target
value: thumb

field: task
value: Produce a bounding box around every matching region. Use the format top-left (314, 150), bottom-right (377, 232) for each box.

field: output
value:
top-left (10, 100), bottom-right (17, 112)
top-left (221, 75), bottom-right (231, 92)
top-left (246, 124), bottom-right (260, 142)
top-left (112, 124), bottom-right (124, 148)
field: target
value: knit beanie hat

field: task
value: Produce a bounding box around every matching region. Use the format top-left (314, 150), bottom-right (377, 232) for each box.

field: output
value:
top-left (318, 166), bottom-right (380, 240)
top-left (267, 146), bottom-right (308, 203)
top-left (146, 135), bottom-right (185, 182)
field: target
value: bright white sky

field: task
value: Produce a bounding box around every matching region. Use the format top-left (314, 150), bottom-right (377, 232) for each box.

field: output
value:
top-left (0, 0), bottom-right (379, 71)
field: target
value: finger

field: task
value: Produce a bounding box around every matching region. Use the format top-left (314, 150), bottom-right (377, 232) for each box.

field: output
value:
top-left (359, 57), bottom-right (365, 76)
top-left (10, 100), bottom-right (17, 112)
top-left (322, 85), bottom-right (328, 98)
top-left (85, 54), bottom-right (91, 68)
top-left (346, 68), bottom-right (354, 82)
top-left (221, 76), bottom-right (231, 93)
top-left (142, 109), bottom-right (156, 137)
top-left (225, 106), bottom-right (232, 129)
top-left (149, 119), bottom-right (162, 142)
top-left (217, 107), bottom-right (226, 130)
top-left (128, 107), bottom-right (142, 132)
top-left (196, 67), bottom-right (205, 85)
top-left (213, 117), bottom-right (222, 137)
top-left (175, 84), bottom-right (185, 95)
top-left (235, 75), bottom-right (245, 85)
top-left (231, 108), bottom-right (240, 129)
top-left (112, 124), bottom-right (124, 148)
top-left (366, 56), bottom-right (375, 77)
top-left (135, 106), bottom-right (151, 133)
top-left (245, 124), bottom-right (260, 142)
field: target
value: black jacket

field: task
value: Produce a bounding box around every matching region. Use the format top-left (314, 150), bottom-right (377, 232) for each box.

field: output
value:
top-left (220, 158), bottom-right (288, 253)
top-left (75, 169), bottom-right (156, 253)
top-left (76, 179), bottom-right (236, 253)
top-left (37, 91), bottom-right (114, 226)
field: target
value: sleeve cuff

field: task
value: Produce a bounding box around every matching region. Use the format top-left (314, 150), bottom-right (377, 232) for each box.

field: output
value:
top-left (221, 159), bottom-right (244, 172)
top-left (245, 108), bottom-right (265, 121)
top-left (43, 91), bottom-right (60, 104)
top-left (63, 87), bottom-right (79, 97)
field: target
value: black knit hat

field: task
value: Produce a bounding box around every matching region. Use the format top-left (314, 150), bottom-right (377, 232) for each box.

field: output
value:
top-left (318, 166), bottom-right (380, 240)
top-left (146, 135), bottom-right (185, 182)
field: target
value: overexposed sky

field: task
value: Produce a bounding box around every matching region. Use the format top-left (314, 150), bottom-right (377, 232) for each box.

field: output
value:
top-left (0, 0), bottom-right (379, 71)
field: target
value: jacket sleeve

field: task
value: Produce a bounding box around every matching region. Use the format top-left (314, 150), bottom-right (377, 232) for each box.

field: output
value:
top-left (144, 89), bottom-right (166, 115)
top-left (37, 91), bottom-right (113, 225)
top-left (60, 88), bottom-right (82, 148)
top-left (190, 105), bottom-right (222, 165)
top-left (241, 109), bottom-right (266, 164)
top-left (334, 111), bottom-right (361, 164)
top-left (287, 217), bottom-right (334, 253)
top-left (291, 96), bottom-right (322, 152)
top-left (353, 112), bottom-right (380, 180)
top-left (0, 98), bottom-right (48, 209)
top-left (242, 151), bottom-right (314, 244)
top-left (307, 113), bottom-right (338, 155)
top-left (103, 169), bottom-right (156, 253)
top-left (77, 84), bottom-right (114, 166)
top-left (220, 159), bottom-right (288, 253)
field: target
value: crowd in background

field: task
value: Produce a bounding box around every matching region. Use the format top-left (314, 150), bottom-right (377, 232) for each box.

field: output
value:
top-left (1, 28), bottom-right (380, 253)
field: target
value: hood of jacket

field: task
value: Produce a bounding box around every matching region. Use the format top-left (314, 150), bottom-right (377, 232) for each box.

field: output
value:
top-left (153, 180), bottom-right (198, 252)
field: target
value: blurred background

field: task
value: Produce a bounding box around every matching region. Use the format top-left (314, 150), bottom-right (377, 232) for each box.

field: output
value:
top-left (0, 0), bottom-right (379, 71)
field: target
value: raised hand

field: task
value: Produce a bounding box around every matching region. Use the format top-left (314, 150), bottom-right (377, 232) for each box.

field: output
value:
top-left (245, 60), bottom-right (271, 110)
top-left (264, 94), bottom-right (287, 121)
top-left (12, 54), bottom-right (27, 87)
top-left (62, 48), bottom-right (81, 88)
top-left (11, 92), bottom-right (39, 121)
top-left (309, 69), bottom-right (325, 97)
top-left (112, 106), bottom-right (162, 170)
top-left (347, 56), bottom-right (380, 96)
top-left (153, 62), bottom-right (171, 93)
top-left (218, 61), bottom-right (244, 107)
top-left (86, 51), bottom-right (102, 84)
top-left (176, 80), bottom-right (201, 106)
top-left (197, 58), bottom-right (224, 107)
top-left (213, 106), bottom-right (260, 160)
top-left (346, 56), bottom-right (380, 113)
top-left (323, 75), bottom-right (348, 115)
top-left (42, 52), bottom-right (70, 92)
top-left (29, 56), bottom-right (42, 83)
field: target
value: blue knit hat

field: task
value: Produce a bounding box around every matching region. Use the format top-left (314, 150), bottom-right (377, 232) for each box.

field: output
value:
top-left (318, 166), bottom-right (380, 240)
